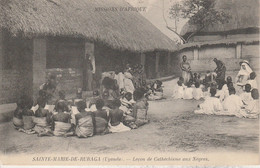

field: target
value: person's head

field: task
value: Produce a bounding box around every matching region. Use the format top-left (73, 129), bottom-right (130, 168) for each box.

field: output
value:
top-left (193, 73), bottom-right (197, 77)
top-left (93, 90), bottom-right (100, 97)
top-left (177, 80), bottom-right (183, 86)
top-left (195, 82), bottom-right (200, 88)
top-left (58, 90), bottom-right (66, 100)
top-left (241, 63), bottom-right (247, 70)
top-left (37, 96), bottom-right (47, 108)
top-left (156, 80), bottom-right (162, 88)
top-left (197, 73), bottom-right (201, 79)
top-left (112, 99), bottom-right (121, 109)
top-left (226, 76), bottom-right (232, 83)
top-left (179, 77), bottom-right (184, 82)
top-left (244, 84), bottom-right (251, 93)
top-left (96, 99), bottom-right (104, 110)
top-left (250, 72), bottom-right (256, 80)
top-left (251, 89), bottom-right (259, 100)
top-left (213, 58), bottom-right (218, 63)
top-left (182, 55), bottom-right (187, 62)
top-left (102, 77), bottom-right (114, 89)
top-left (133, 89), bottom-right (145, 101)
top-left (76, 100), bottom-right (86, 112)
top-left (124, 92), bottom-right (132, 101)
top-left (48, 74), bottom-right (57, 86)
top-left (55, 101), bottom-right (68, 112)
top-left (206, 70), bottom-right (210, 74)
top-left (229, 87), bottom-right (236, 95)
top-left (210, 88), bottom-right (217, 97)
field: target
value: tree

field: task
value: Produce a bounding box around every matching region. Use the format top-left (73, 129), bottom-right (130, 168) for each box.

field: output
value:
top-left (167, 0), bottom-right (230, 43)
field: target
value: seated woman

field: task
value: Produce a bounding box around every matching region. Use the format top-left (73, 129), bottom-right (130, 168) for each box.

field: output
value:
top-left (33, 97), bottom-right (53, 137)
top-left (52, 101), bottom-right (73, 137)
top-left (236, 60), bottom-right (252, 87)
top-left (120, 92), bottom-right (134, 115)
top-left (75, 100), bottom-right (94, 138)
top-left (148, 80), bottom-right (164, 100)
top-left (240, 89), bottom-right (259, 119)
top-left (101, 77), bottom-right (119, 109)
top-left (93, 99), bottom-right (109, 135)
top-left (133, 89), bottom-right (149, 127)
top-left (108, 99), bottom-right (131, 133)
top-left (195, 88), bottom-right (223, 115)
top-left (22, 96), bottom-right (35, 133)
top-left (13, 96), bottom-right (25, 129)
top-left (87, 90), bottom-right (100, 112)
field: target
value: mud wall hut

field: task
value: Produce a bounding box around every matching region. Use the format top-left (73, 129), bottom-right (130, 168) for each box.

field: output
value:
top-left (0, 0), bottom-right (177, 104)
top-left (175, 0), bottom-right (259, 78)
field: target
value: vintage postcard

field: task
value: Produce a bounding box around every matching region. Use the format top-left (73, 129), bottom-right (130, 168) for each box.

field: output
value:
top-left (0, 0), bottom-right (259, 166)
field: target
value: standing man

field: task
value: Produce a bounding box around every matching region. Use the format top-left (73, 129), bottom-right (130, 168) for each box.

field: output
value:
top-left (85, 54), bottom-right (95, 91)
top-left (213, 58), bottom-right (226, 85)
top-left (180, 55), bottom-right (191, 85)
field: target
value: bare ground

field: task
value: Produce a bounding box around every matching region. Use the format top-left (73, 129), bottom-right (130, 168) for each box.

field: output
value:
top-left (0, 79), bottom-right (259, 154)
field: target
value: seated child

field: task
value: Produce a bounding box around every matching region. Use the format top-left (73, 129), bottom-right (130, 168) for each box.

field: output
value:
top-left (75, 100), bottom-right (94, 138)
top-left (241, 89), bottom-right (259, 118)
top-left (204, 71), bottom-right (212, 85)
top-left (247, 72), bottom-right (258, 90)
top-left (133, 89), bottom-right (149, 127)
top-left (215, 82), bottom-right (226, 102)
top-left (52, 101), bottom-right (73, 137)
top-left (120, 92), bottom-right (134, 115)
top-left (148, 80), bottom-right (164, 100)
top-left (183, 81), bottom-right (193, 100)
top-left (33, 97), bottom-right (53, 136)
top-left (222, 87), bottom-right (244, 117)
top-left (87, 90), bottom-right (100, 112)
top-left (240, 84), bottom-right (253, 105)
top-left (108, 99), bottom-right (131, 133)
top-left (195, 88), bottom-right (223, 115)
top-left (22, 96), bottom-right (35, 132)
top-left (74, 88), bottom-right (83, 105)
top-left (193, 82), bottom-right (204, 100)
top-left (13, 96), bottom-right (26, 129)
top-left (172, 80), bottom-right (184, 99)
top-left (93, 99), bottom-right (109, 135)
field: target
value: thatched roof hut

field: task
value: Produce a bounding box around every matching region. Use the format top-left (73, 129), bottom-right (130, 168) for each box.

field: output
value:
top-left (180, 0), bottom-right (259, 38)
top-left (0, 0), bottom-right (177, 52)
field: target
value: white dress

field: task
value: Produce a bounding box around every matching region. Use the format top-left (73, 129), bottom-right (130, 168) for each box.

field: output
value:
top-left (247, 79), bottom-right (258, 90)
top-left (172, 85), bottom-right (184, 99)
top-left (215, 89), bottom-right (225, 102)
top-left (195, 97), bottom-right (223, 115)
top-left (240, 92), bottom-right (253, 105)
top-left (192, 88), bottom-right (204, 100)
top-left (183, 87), bottom-right (193, 100)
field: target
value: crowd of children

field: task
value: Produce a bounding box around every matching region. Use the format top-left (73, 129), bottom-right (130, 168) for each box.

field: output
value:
top-left (12, 65), bottom-right (152, 137)
top-left (172, 70), bottom-right (259, 119)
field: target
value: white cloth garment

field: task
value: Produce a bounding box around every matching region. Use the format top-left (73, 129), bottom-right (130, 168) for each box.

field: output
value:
top-left (172, 85), bottom-right (184, 99)
top-left (236, 61), bottom-right (253, 85)
top-left (247, 79), bottom-right (258, 90)
top-left (115, 72), bottom-right (125, 89)
top-left (215, 89), bottom-right (225, 102)
top-left (240, 92), bottom-right (253, 105)
top-left (183, 87), bottom-right (193, 100)
top-left (195, 96), bottom-right (223, 115)
top-left (223, 94), bottom-right (243, 113)
top-left (124, 72), bottom-right (135, 93)
top-left (192, 88), bottom-right (204, 100)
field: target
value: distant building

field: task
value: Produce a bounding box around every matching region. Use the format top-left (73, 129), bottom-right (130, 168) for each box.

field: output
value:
top-left (175, 0), bottom-right (259, 77)
top-left (0, 0), bottom-right (177, 104)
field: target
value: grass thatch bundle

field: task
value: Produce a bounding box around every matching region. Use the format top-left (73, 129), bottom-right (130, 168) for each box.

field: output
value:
top-left (181, 0), bottom-right (260, 37)
top-left (0, 0), bottom-right (177, 52)
top-left (179, 37), bottom-right (259, 50)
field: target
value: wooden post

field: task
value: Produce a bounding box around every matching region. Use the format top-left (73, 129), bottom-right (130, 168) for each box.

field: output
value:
top-left (141, 52), bottom-right (145, 66)
top-left (0, 30), bottom-right (3, 103)
top-left (167, 52), bottom-right (171, 73)
top-left (194, 48), bottom-right (199, 60)
top-left (155, 52), bottom-right (160, 78)
top-left (32, 38), bottom-right (47, 99)
top-left (236, 43), bottom-right (242, 59)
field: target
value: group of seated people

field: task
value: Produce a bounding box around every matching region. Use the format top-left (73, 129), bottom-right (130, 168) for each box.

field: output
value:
top-left (172, 71), bottom-right (259, 118)
top-left (12, 75), bottom-right (150, 137)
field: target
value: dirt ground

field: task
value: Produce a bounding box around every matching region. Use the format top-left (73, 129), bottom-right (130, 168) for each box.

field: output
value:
top-left (0, 79), bottom-right (259, 155)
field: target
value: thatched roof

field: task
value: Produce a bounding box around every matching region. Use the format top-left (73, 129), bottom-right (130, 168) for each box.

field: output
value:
top-left (0, 0), bottom-right (177, 52)
top-left (180, 0), bottom-right (260, 37)
top-left (179, 37), bottom-right (259, 50)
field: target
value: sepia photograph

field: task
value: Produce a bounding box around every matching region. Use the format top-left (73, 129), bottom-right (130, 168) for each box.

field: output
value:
top-left (0, 0), bottom-right (259, 166)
